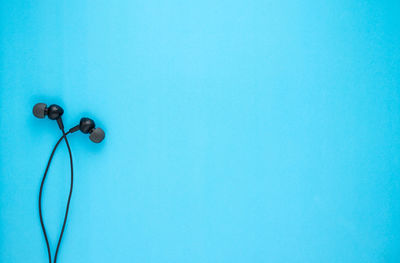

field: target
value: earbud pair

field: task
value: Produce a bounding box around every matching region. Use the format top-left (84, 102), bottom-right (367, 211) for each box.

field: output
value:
top-left (33, 103), bottom-right (105, 143)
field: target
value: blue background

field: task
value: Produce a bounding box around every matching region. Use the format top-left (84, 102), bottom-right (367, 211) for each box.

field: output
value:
top-left (1, 0), bottom-right (400, 262)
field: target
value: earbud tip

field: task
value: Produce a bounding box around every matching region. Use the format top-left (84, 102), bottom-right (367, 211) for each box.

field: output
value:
top-left (89, 128), bottom-right (105, 143)
top-left (33, 103), bottom-right (47, 118)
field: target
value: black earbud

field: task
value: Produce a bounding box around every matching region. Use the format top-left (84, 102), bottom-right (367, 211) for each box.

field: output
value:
top-left (33, 103), bottom-right (65, 130)
top-left (69, 117), bottom-right (105, 143)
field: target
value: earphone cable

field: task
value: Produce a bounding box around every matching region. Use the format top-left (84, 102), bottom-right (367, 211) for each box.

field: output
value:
top-left (38, 131), bottom-right (71, 263)
top-left (53, 129), bottom-right (74, 263)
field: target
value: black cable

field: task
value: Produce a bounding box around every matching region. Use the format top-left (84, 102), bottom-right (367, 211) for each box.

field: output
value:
top-left (53, 129), bottom-right (74, 263)
top-left (38, 131), bottom-right (70, 263)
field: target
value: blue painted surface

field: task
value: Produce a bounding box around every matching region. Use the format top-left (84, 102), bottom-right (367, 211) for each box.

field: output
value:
top-left (1, 0), bottom-right (400, 262)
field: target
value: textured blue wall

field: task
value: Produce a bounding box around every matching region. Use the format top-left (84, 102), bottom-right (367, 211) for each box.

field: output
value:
top-left (1, 0), bottom-right (400, 262)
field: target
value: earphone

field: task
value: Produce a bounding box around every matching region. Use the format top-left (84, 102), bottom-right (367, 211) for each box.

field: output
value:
top-left (33, 103), bottom-right (65, 130)
top-left (33, 102), bottom-right (105, 263)
top-left (33, 103), bottom-right (105, 143)
top-left (69, 117), bottom-right (105, 143)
